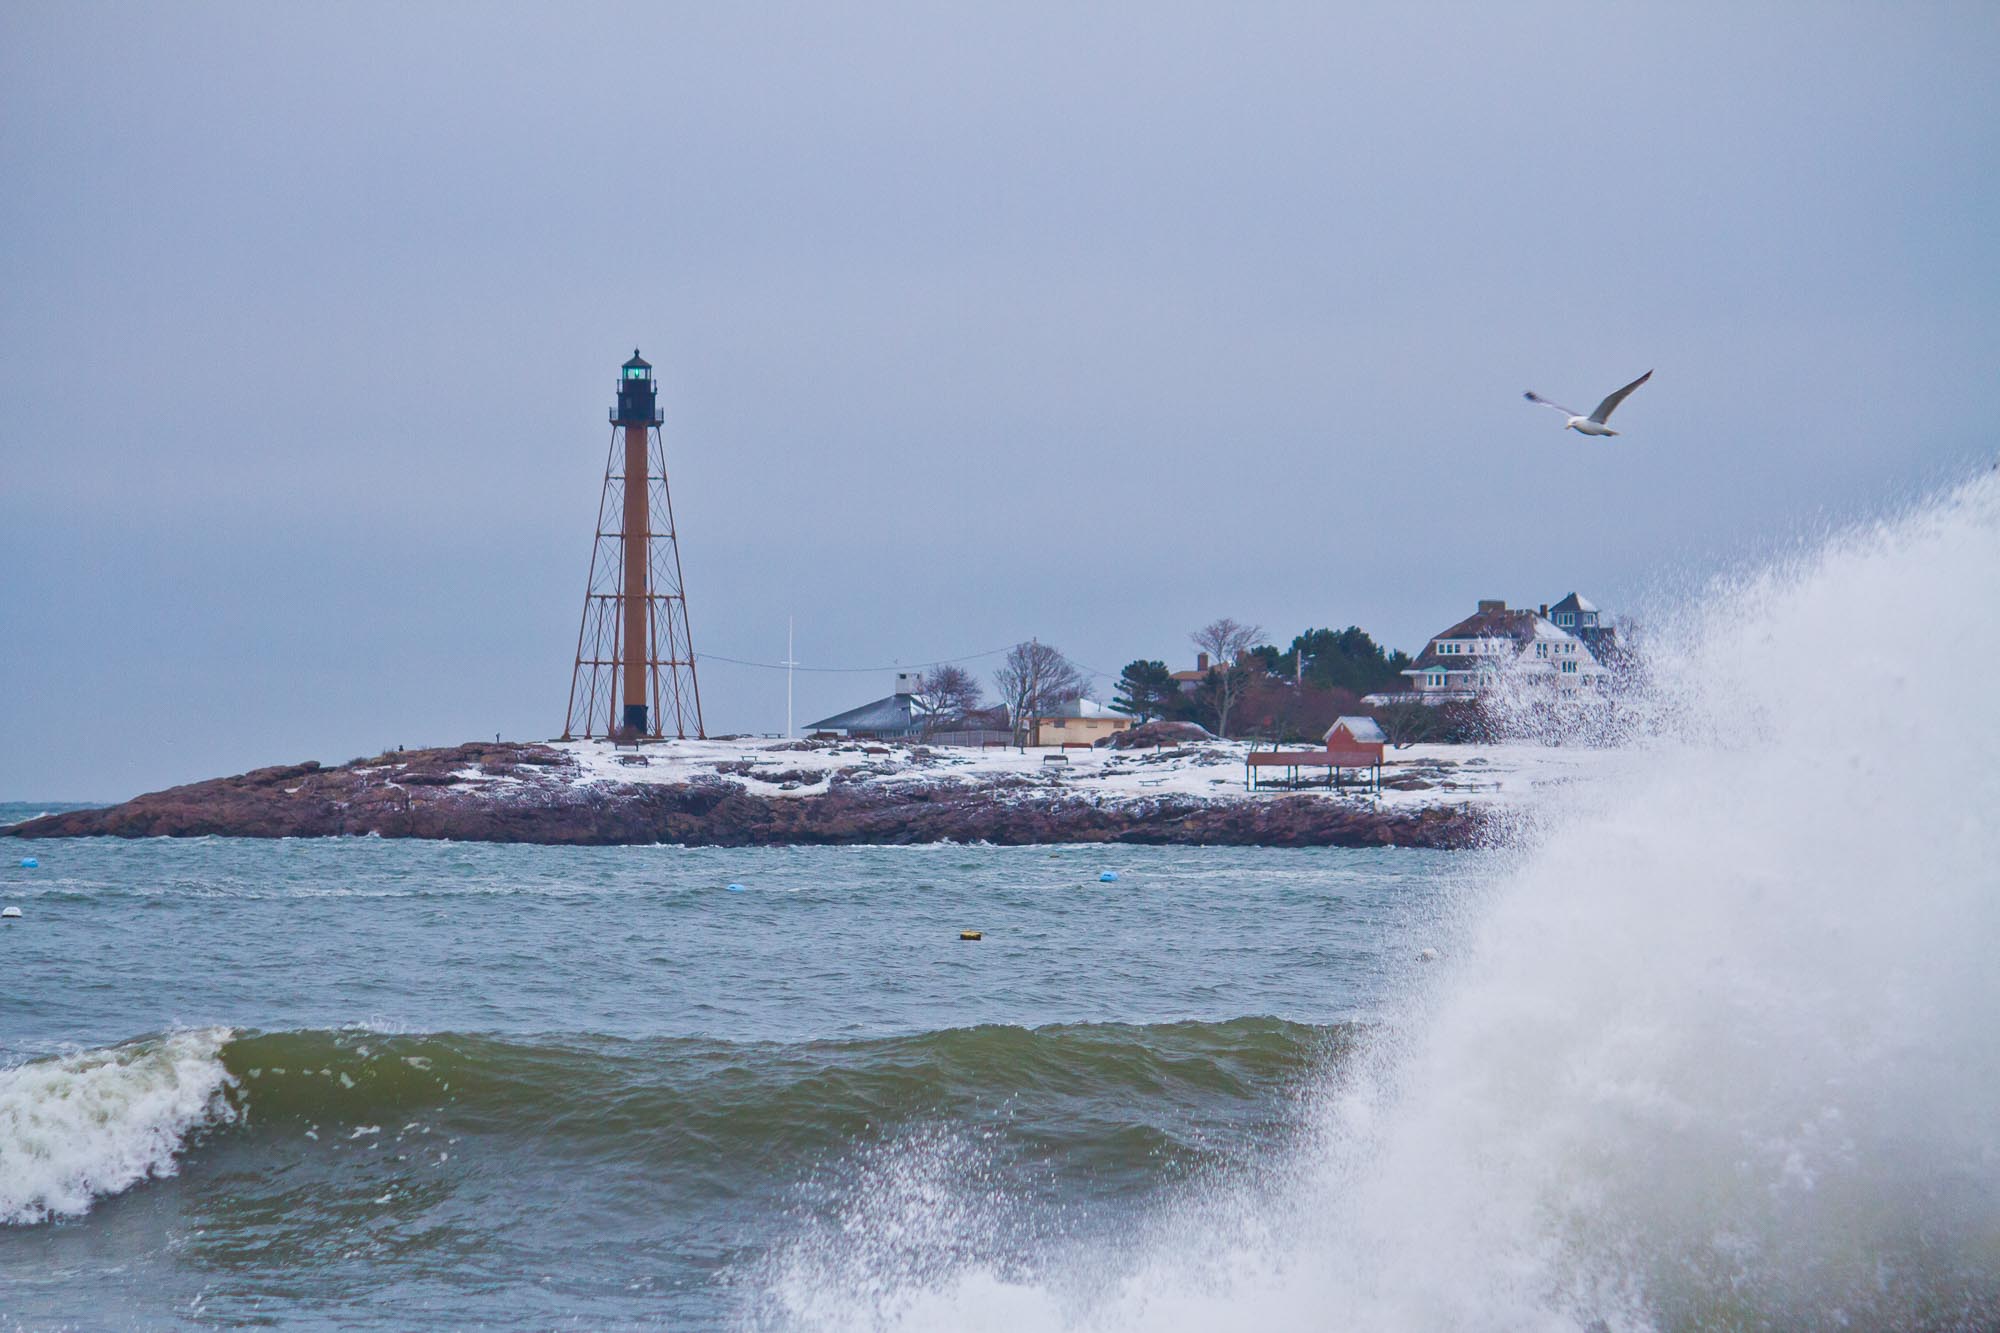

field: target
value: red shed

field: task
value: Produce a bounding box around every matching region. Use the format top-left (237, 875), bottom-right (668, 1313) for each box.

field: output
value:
top-left (1246, 716), bottom-right (1387, 792)
top-left (1323, 716), bottom-right (1386, 765)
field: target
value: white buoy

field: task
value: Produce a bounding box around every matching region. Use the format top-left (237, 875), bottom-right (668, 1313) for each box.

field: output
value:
top-left (1, 906), bottom-right (21, 919)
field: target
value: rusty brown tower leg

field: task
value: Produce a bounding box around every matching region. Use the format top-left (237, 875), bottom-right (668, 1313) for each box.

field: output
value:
top-left (620, 420), bottom-right (650, 735)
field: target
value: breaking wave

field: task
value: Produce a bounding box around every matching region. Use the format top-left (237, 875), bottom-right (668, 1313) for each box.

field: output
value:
top-left (0, 1028), bottom-right (238, 1225)
top-left (752, 470), bottom-right (2000, 1331)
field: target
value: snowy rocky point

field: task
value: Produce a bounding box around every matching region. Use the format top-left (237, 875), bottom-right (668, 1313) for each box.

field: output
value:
top-left (532, 735), bottom-right (1606, 809)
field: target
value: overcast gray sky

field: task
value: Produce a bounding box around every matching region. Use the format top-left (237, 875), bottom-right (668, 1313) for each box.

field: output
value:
top-left (4, 3), bottom-right (1996, 799)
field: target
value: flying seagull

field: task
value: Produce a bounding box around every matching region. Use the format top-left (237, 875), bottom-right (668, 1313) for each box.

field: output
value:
top-left (1524, 370), bottom-right (1652, 436)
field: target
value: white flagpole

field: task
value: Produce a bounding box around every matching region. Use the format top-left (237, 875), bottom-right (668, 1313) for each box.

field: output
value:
top-left (784, 618), bottom-right (797, 738)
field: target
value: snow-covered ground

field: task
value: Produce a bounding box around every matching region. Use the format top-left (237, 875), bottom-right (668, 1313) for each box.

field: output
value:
top-left (540, 736), bottom-right (1614, 809)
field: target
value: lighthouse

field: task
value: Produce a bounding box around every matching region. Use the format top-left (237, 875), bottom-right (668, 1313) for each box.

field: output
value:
top-left (563, 350), bottom-right (705, 740)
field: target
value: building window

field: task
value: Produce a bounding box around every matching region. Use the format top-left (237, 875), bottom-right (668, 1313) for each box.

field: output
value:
top-left (1561, 660), bottom-right (1576, 674)
top-left (1557, 612), bottom-right (1573, 626)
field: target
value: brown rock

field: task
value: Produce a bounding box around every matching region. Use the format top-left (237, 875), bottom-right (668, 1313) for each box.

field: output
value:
top-left (6, 741), bottom-right (1486, 849)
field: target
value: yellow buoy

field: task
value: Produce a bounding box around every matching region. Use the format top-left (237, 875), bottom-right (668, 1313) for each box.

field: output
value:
top-left (959, 930), bottom-right (983, 941)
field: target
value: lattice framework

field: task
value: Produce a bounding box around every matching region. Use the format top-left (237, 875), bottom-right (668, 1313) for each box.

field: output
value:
top-left (562, 426), bottom-right (703, 739)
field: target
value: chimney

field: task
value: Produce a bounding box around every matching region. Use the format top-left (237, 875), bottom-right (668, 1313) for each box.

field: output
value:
top-left (1197, 652), bottom-right (1210, 672)
top-left (1477, 599), bottom-right (1505, 613)
top-left (1538, 604), bottom-right (1549, 617)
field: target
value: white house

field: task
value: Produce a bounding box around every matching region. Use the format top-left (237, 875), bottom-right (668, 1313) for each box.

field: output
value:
top-left (1363, 600), bottom-right (1609, 705)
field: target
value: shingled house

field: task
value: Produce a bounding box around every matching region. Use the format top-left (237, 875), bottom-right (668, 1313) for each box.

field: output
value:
top-left (1363, 599), bottom-right (1609, 704)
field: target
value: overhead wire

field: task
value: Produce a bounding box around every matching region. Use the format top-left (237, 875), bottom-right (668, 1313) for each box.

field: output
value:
top-left (696, 645), bottom-right (1015, 674)
top-left (698, 644), bottom-right (1121, 682)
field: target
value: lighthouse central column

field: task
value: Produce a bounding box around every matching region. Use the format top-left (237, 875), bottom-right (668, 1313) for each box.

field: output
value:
top-left (620, 422), bottom-right (650, 734)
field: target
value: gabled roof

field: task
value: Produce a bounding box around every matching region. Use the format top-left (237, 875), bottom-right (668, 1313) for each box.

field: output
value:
top-left (1326, 716), bottom-right (1386, 744)
top-left (1410, 607), bottom-right (1550, 668)
top-left (1548, 591), bottom-right (1597, 615)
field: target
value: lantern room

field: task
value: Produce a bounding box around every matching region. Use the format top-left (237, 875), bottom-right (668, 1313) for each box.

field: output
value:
top-left (611, 349), bottom-right (663, 426)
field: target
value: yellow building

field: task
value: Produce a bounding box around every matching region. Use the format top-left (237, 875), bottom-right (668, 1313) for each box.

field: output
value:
top-left (1032, 697), bottom-right (1134, 746)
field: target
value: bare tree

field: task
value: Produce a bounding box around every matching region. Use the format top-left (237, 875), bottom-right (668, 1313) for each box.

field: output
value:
top-left (914, 664), bottom-right (983, 738)
top-left (1190, 617), bottom-right (1265, 739)
top-left (1371, 701), bottom-right (1442, 750)
top-left (993, 640), bottom-right (1086, 747)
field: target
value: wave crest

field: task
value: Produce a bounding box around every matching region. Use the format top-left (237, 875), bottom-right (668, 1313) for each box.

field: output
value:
top-left (0, 1028), bottom-right (239, 1225)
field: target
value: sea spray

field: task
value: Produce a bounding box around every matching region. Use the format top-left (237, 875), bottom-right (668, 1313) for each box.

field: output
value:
top-left (0, 1028), bottom-right (239, 1225)
top-left (755, 470), bottom-right (2000, 1331)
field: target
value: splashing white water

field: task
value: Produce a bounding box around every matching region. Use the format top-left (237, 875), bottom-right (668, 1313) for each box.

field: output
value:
top-left (761, 471), bottom-right (2000, 1330)
top-left (0, 1028), bottom-right (239, 1225)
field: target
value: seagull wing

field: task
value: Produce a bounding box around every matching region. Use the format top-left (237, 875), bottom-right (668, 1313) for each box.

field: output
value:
top-left (1523, 391), bottom-right (1578, 416)
top-left (1588, 370), bottom-right (1652, 424)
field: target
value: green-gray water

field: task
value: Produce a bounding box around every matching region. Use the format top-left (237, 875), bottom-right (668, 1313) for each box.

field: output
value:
top-left (0, 832), bottom-right (1458, 1328)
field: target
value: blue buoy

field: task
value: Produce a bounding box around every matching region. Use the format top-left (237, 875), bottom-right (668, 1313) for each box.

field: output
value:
top-left (726, 883), bottom-right (746, 893)
top-left (18, 858), bottom-right (36, 869)
top-left (1098, 871), bottom-right (1118, 883)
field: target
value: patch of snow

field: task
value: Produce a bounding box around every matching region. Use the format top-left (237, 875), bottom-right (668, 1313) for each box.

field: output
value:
top-left (520, 736), bottom-right (1616, 811)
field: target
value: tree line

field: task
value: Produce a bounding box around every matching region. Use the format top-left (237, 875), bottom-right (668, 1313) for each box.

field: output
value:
top-left (1111, 618), bottom-right (1413, 741)
top-left (907, 620), bottom-right (1415, 746)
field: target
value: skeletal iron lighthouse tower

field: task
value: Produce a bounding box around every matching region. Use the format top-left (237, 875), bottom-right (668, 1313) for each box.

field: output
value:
top-left (563, 350), bottom-right (704, 740)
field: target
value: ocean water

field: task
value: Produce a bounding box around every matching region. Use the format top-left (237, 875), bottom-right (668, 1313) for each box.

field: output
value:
top-left (0, 838), bottom-right (1463, 1328)
top-left (6, 470), bottom-right (1999, 1331)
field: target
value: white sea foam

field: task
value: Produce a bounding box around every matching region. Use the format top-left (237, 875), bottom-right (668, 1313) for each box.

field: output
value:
top-left (0, 1028), bottom-right (240, 1225)
top-left (758, 469), bottom-right (2000, 1330)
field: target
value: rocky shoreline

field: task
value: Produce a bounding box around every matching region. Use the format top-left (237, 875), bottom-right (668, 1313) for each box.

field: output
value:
top-left (3, 741), bottom-right (1485, 849)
